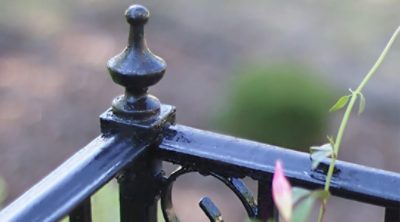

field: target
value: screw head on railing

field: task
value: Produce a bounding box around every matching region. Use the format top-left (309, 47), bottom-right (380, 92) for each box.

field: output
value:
top-left (107, 5), bottom-right (166, 121)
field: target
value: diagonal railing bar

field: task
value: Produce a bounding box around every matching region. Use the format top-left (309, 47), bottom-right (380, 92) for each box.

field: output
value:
top-left (0, 135), bottom-right (149, 222)
top-left (158, 124), bottom-right (400, 208)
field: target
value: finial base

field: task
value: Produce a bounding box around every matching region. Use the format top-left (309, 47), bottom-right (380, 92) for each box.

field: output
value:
top-left (111, 93), bottom-right (161, 121)
top-left (100, 104), bottom-right (176, 136)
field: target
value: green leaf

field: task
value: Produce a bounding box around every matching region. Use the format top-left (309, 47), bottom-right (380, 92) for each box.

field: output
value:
top-left (292, 190), bottom-right (330, 222)
top-left (358, 92), bottom-right (366, 115)
top-left (292, 195), bottom-right (314, 222)
top-left (310, 143), bottom-right (333, 170)
top-left (292, 187), bottom-right (310, 205)
top-left (329, 95), bottom-right (350, 112)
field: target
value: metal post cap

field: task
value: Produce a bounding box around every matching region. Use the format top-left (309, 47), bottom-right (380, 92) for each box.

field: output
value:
top-left (107, 5), bottom-right (166, 91)
top-left (106, 5), bottom-right (166, 120)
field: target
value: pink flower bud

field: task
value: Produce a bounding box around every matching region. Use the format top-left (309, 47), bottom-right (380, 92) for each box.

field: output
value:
top-left (272, 160), bottom-right (292, 222)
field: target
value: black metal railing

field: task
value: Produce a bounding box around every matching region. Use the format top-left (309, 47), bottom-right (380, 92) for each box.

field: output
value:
top-left (0, 4), bottom-right (399, 222)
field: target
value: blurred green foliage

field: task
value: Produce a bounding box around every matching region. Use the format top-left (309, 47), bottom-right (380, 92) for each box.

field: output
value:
top-left (0, 177), bottom-right (6, 209)
top-left (91, 180), bottom-right (119, 222)
top-left (216, 63), bottom-right (335, 151)
top-left (61, 181), bottom-right (119, 222)
top-left (61, 180), bottom-right (165, 222)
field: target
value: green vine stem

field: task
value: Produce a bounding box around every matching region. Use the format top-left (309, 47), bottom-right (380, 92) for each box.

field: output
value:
top-left (317, 26), bottom-right (400, 222)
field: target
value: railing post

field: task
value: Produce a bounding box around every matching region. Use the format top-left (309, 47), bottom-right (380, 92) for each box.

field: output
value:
top-left (257, 180), bottom-right (276, 221)
top-left (385, 207), bottom-right (400, 222)
top-left (118, 151), bottom-right (162, 222)
top-left (69, 198), bottom-right (92, 222)
top-left (100, 4), bottom-right (175, 222)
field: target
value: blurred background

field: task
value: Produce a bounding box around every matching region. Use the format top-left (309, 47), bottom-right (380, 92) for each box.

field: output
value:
top-left (1, 0), bottom-right (400, 221)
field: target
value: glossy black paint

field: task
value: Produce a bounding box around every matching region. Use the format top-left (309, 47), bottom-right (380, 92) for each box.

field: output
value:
top-left (102, 4), bottom-right (175, 222)
top-left (160, 167), bottom-right (258, 222)
top-left (199, 197), bottom-right (224, 222)
top-left (158, 124), bottom-right (400, 208)
top-left (118, 151), bottom-right (161, 222)
top-left (107, 4), bottom-right (166, 121)
top-left (0, 135), bottom-right (148, 222)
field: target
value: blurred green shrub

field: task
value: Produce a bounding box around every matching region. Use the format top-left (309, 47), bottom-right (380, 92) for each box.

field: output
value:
top-left (88, 181), bottom-right (164, 222)
top-left (0, 177), bottom-right (7, 209)
top-left (61, 180), bottom-right (119, 222)
top-left (215, 63), bottom-right (335, 151)
top-left (61, 180), bottom-right (165, 222)
top-left (91, 180), bottom-right (119, 222)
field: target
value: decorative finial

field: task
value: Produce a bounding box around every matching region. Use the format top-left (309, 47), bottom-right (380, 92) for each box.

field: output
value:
top-left (107, 4), bottom-right (166, 121)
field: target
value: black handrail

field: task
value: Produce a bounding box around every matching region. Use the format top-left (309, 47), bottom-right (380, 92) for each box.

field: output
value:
top-left (0, 136), bottom-right (146, 221)
top-left (158, 124), bottom-right (400, 207)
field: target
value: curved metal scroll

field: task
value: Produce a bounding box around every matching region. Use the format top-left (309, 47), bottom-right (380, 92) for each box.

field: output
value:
top-left (160, 167), bottom-right (258, 222)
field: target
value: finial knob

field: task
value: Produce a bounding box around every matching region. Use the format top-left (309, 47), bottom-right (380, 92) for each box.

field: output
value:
top-left (107, 5), bottom-right (166, 121)
top-left (125, 5), bottom-right (149, 25)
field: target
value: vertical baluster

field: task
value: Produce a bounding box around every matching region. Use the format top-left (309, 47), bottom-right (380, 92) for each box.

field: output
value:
top-left (257, 180), bottom-right (275, 221)
top-left (119, 155), bottom-right (161, 222)
top-left (385, 207), bottom-right (400, 222)
top-left (69, 198), bottom-right (92, 222)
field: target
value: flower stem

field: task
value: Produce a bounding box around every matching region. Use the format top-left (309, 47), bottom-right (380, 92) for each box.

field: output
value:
top-left (317, 26), bottom-right (400, 222)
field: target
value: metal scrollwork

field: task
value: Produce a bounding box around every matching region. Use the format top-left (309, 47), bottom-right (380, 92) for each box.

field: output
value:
top-left (160, 167), bottom-right (259, 222)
